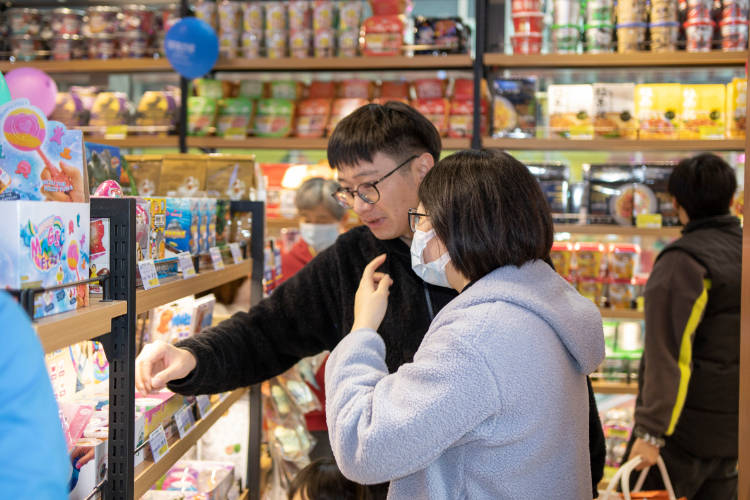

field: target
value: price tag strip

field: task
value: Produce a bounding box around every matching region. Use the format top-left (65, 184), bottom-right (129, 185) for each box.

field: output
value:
top-left (137, 260), bottom-right (160, 290)
top-left (148, 425), bottom-right (169, 463)
top-left (174, 406), bottom-right (196, 439)
top-left (196, 395), bottom-right (211, 419)
top-left (209, 247), bottom-right (225, 271)
top-left (177, 251), bottom-right (196, 279)
top-left (229, 242), bottom-right (243, 264)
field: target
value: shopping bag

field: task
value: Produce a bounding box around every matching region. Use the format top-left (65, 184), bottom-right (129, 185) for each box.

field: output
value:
top-left (600, 455), bottom-right (687, 500)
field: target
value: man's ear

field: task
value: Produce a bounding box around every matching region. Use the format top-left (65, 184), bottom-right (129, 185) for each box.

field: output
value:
top-left (414, 152), bottom-right (435, 181)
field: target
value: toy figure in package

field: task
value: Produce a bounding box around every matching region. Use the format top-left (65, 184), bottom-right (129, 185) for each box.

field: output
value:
top-left (0, 99), bottom-right (87, 202)
top-left (85, 142), bottom-right (136, 195)
top-left (165, 198), bottom-right (196, 254)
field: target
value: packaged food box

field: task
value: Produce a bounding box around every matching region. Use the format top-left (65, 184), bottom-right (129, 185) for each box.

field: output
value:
top-left (593, 83), bottom-right (636, 139)
top-left (413, 78), bottom-right (446, 99)
top-left (135, 91), bottom-right (178, 132)
top-left (726, 78), bottom-right (746, 139)
top-left (148, 296), bottom-right (196, 344)
top-left (608, 243), bottom-right (640, 280)
top-left (165, 198), bottom-right (198, 254)
top-left (194, 78), bottom-right (225, 99)
top-left (551, 241), bottom-right (574, 278)
top-left (187, 96), bottom-right (218, 136)
top-left (217, 97), bottom-right (253, 139)
top-left (492, 77), bottom-right (537, 138)
top-left (134, 390), bottom-right (189, 464)
top-left (412, 98), bottom-right (450, 136)
top-left (134, 197), bottom-right (151, 261)
top-left (577, 276), bottom-right (605, 305)
top-left (575, 241), bottom-right (607, 279)
top-left (0, 201), bottom-right (90, 318)
top-left (89, 217), bottom-right (109, 293)
top-left (635, 83), bottom-right (681, 139)
top-left (362, 15), bottom-right (404, 56)
top-left (340, 79), bottom-right (373, 99)
top-left (206, 154), bottom-right (257, 200)
top-left (607, 279), bottom-right (636, 309)
top-left (191, 294), bottom-right (216, 335)
top-left (199, 198), bottom-right (210, 254)
top-left (238, 79), bottom-right (265, 99)
top-left (548, 84), bottom-right (594, 139)
top-left (149, 460), bottom-right (236, 500)
top-left (308, 81), bottom-right (337, 99)
top-left (253, 98), bottom-right (295, 138)
top-left (527, 163), bottom-right (569, 213)
top-left (680, 84), bottom-right (725, 140)
top-left (142, 196), bottom-right (166, 260)
top-left (327, 98), bottom-right (368, 136)
top-left (269, 80), bottom-right (303, 100)
top-left (295, 98), bottom-right (332, 138)
top-left (641, 163), bottom-right (679, 226)
top-left (380, 81), bottom-right (410, 100)
top-left (159, 154), bottom-right (207, 197)
top-left (89, 92), bottom-right (132, 128)
top-left (586, 163), bottom-right (655, 225)
top-left (448, 99), bottom-right (489, 138)
top-left (125, 154), bottom-right (162, 196)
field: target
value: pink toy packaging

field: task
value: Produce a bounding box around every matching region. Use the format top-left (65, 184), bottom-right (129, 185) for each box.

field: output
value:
top-left (0, 98), bottom-right (87, 202)
top-left (0, 200), bottom-right (90, 318)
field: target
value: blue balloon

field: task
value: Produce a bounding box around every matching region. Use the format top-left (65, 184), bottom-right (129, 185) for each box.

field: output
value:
top-left (164, 17), bottom-right (219, 80)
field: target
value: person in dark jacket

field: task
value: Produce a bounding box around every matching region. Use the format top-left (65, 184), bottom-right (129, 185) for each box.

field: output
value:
top-left (627, 153), bottom-right (741, 499)
top-left (134, 101), bottom-right (606, 497)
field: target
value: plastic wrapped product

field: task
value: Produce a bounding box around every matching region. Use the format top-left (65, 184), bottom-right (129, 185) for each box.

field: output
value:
top-left (649, 22), bottom-right (679, 51)
top-left (187, 97), bottom-right (218, 136)
top-left (551, 24), bottom-right (581, 53)
top-left (585, 24), bottom-right (614, 52)
top-left (680, 84), bottom-right (725, 139)
top-left (492, 77), bottom-right (537, 138)
top-left (616, 22), bottom-right (646, 52)
top-left (684, 19), bottom-right (715, 52)
top-left (593, 83), bottom-right (636, 139)
top-left (510, 32), bottom-right (543, 53)
top-left (635, 83), bottom-right (681, 139)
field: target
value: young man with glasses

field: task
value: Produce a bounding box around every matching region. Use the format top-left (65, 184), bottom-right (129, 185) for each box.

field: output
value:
top-left (135, 101), bottom-right (606, 498)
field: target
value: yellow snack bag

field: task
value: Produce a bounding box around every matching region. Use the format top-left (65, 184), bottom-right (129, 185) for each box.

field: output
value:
top-left (680, 84), bottom-right (725, 139)
top-left (635, 84), bottom-right (681, 139)
top-left (726, 78), bottom-right (746, 139)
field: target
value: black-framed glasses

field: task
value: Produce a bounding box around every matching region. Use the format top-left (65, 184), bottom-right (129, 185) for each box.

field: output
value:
top-left (332, 155), bottom-right (419, 209)
top-left (408, 208), bottom-right (429, 233)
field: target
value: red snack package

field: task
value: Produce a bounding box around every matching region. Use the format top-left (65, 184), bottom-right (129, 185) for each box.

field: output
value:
top-left (414, 78), bottom-right (446, 99)
top-left (380, 80), bottom-right (410, 99)
top-left (296, 98), bottom-right (332, 138)
top-left (308, 81), bottom-right (337, 99)
top-left (339, 79), bottom-right (373, 99)
top-left (412, 98), bottom-right (450, 136)
top-left (362, 15), bottom-right (405, 56)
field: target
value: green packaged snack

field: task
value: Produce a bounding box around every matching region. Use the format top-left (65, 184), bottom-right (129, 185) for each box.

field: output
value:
top-left (239, 80), bottom-right (265, 99)
top-left (253, 98), bottom-right (295, 138)
top-left (269, 81), bottom-right (301, 100)
top-left (194, 78), bottom-right (225, 99)
top-left (188, 96), bottom-right (217, 136)
top-left (217, 97), bottom-right (253, 139)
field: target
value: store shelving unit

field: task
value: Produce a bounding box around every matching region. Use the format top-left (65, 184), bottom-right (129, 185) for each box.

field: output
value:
top-left (34, 299), bottom-right (128, 353)
top-left (598, 308), bottom-right (644, 321)
top-left (484, 138), bottom-right (747, 152)
top-left (554, 224), bottom-right (681, 238)
top-left (0, 58), bottom-right (174, 74)
top-left (591, 380), bottom-right (639, 395)
top-left (215, 54), bottom-right (473, 71)
top-left (483, 51), bottom-right (749, 68)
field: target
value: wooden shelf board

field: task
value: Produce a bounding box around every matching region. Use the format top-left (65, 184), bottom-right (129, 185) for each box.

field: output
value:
top-left (136, 261), bottom-right (251, 315)
top-left (483, 137), bottom-right (745, 152)
top-left (555, 224), bottom-right (681, 238)
top-left (0, 58), bottom-right (173, 74)
top-left (599, 308), bottom-right (645, 320)
top-left (34, 299), bottom-right (127, 353)
top-left (214, 54), bottom-right (473, 71)
top-left (134, 388), bottom-right (247, 498)
top-left (591, 380), bottom-right (639, 394)
top-left (484, 51), bottom-right (748, 68)
top-left (240, 490), bottom-right (249, 500)
top-left (84, 136), bottom-right (178, 148)
top-left (187, 136), bottom-right (471, 151)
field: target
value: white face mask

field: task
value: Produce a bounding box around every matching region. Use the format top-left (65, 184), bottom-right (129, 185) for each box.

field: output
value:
top-left (410, 228), bottom-right (451, 288)
top-left (299, 222), bottom-right (340, 252)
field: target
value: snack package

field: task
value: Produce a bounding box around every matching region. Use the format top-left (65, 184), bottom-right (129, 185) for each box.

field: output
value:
top-left (361, 15), bottom-right (405, 56)
top-left (586, 163), bottom-right (650, 225)
top-left (86, 142), bottom-right (129, 195)
top-left (593, 83), bottom-right (636, 139)
top-left (527, 163), bottom-right (569, 213)
top-left (238, 80), bottom-right (265, 99)
top-left (125, 154), bottom-right (161, 196)
top-left (135, 198), bottom-right (151, 261)
top-left (142, 197), bottom-right (166, 260)
top-left (206, 198), bottom-right (217, 250)
top-left (608, 278), bottom-right (638, 309)
top-left (726, 78), bottom-right (747, 139)
top-left (339, 79), bottom-right (373, 99)
top-left (253, 98), bottom-right (295, 138)
top-left (379, 81), bottom-right (410, 101)
top-left (51, 92), bottom-right (86, 128)
top-left (448, 99), bottom-right (489, 138)
top-left (412, 98), bottom-right (450, 136)
top-left (295, 98), bottom-right (332, 138)
top-left (0, 201), bottom-right (90, 318)
top-left (217, 97), bottom-right (253, 139)
top-left (191, 293), bottom-right (216, 335)
top-left (635, 83), bottom-right (681, 139)
top-left (577, 277), bottom-right (605, 305)
top-left (194, 78), bottom-right (226, 99)
top-left (608, 243), bottom-right (640, 280)
top-left (551, 241), bottom-right (574, 279)
top-left (159, 154), bottom-right (207, 197)
top-left (269, 81), bottom-right (303, 100)
top-left (327, 98), bottom-right (368, 135)
top-left (548, 84), bottom-right (594, 139)
top-left (0, 99), bottom-right (88, 202)
top-left (148, 296), bottom-right (196, 344)
top-left (165, 198), bottom-right (198, 254)
top-left (413, 78), bottom-right (446, 99)
top-left (641, 163), bottom-right (679, 226)
top-left (276, 369), bottom-right (321, 414)
top-left (680, 84), bottom-right (725, 139)
top-left (135, 91), bottom-right (178, 133)
top-left (574, 242), bottom-right (607, 279)
top-left (187, 96), bottom-right (218, 136)
top-left (89, 92), bottom-right (132, 128)
top-left (89, 218), bottom-right (109, 293)
top-left (492, 77), bottom-right (537, 138)
top-left (308, 81), bottom-right (337, 99)
top-left (206, 154), bottom-right (257, 200)
top-left (150, 460), bottom-right (235, 499)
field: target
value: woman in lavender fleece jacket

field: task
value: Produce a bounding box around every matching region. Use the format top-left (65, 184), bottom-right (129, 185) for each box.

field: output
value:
top-left (325, 150), bottom-right (605, 500)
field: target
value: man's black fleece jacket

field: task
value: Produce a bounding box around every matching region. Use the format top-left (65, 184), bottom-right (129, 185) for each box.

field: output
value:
top-left (169, 226), bottom-right (606, 495)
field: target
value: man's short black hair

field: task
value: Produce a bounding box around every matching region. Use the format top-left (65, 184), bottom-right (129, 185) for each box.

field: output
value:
top-left (419, 149), bottom-right (553, 282)
top-left (668, 153), bottom-right (737, 220)
top-left (327, 101), bottom-right (442, 169)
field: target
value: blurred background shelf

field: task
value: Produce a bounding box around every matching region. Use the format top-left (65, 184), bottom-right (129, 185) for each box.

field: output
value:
top-left (214, 54), bottom-right (474, 71)
top-left (598, 308), bottom-right (645, 321)
top-left (187, 137), bottom-right (471, 150)
top-left (554, 224), bottom-right (682, 238)
top-left (0, 58), bottom-right (173, 74)
top-left (34, 299), bottom-right (127, 353)
top-left (484, 51), bottom-right (749, 68)
top-left (591, 380), bottom-right (639, 394)
top-left (483, 138), bottom-right (745, 152)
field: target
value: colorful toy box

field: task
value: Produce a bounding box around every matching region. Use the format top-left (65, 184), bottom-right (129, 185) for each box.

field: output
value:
top-left (134, 390), bottom-right (189, 465)
top-left (148, 296), bottom-right (196, 344)
top-left (142, 197), bottom-right (166, 260)
top-left (0, 99), bottom-right (87, 202)
top-left (89, 218), bottom-right (110, 293)
top-left (0, 200), bottom-right (90, 318)
top-left (206, 198), bottom-right (217, 250)
top-left (165, 197), bottom-right (198, 255)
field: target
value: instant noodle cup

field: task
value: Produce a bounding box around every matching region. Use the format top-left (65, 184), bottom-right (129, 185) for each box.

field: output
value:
top-left (193, 0), bottom-right (217, 28)
top-left (290, 29), bottom-right (312, 58)
top-left (575, 242), bottom-right (606, 279)
top-left (720, 18), bottom-right (748, 51)
top-left (616, 22), bottom-right (646, 52)
top-left (217, 0), bottom-right (242, 32)
top-left (313, 1), bottom-right (336, 30)
top-left (242, 30), bottom-right (263, 58)
top-left (266, 29), bottom-right (288, 58)
top-left (587, 0), bottom-right (615, 23)
top-left (722, 0), bottom-right (750, 20)
top-left (9, 35), bottom-right (40, 61)
top-left (585, 24), bottom-right (614, 52)
top-left (289, 0), bottom-right (312, 30)
top-left (577, 277), bottom-right (605, 305)
top-left (650, 22), bottom-right (680, 51)
top-left (513, 11), bottom-right (545, 33)
top-left (608, 243), bottom-right (640, 280)
top-left (513, 0), bottom-right (543, 12)
top-left (7, 8), bottom-right (42, 36)
top-left (118, 32), bottom-right (149, 58)
top-left (265, 1), bottom-right (288, 30)
top-left (219, 31), bottom-right (240, 59)
top-left (242, 2), bottom-right (264, 31)
top-left (616, 0), bottom-right (646, 22)
top-left (316, 29), bottom-right (336, 57)
top-left (51, 8), bottom-right (84, 36)
top-left (551, 241), bottom-right (574, 278)
top-left (649, 0), bottom-right (678, 22)
top-left (339, 1), bottom-right (363, 30)
top-left (51, 35), bottom-right (84, 61)
top-left (684, 19), bottom-right (715, 51)
top-left (121, 4), bottom-right (156, 34)
top-left (552, 25), bottom-right (581, 52)
top-left (88, 34), bottom-right (117, 60)
top-left (686, 0), bottom-right (713, 20)
top-left (85, 6), bottom-right (120, 35)
top-left (554, 0), bottom-right (582, 25)
top-left (511, 32), bottom-right (543, 54)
